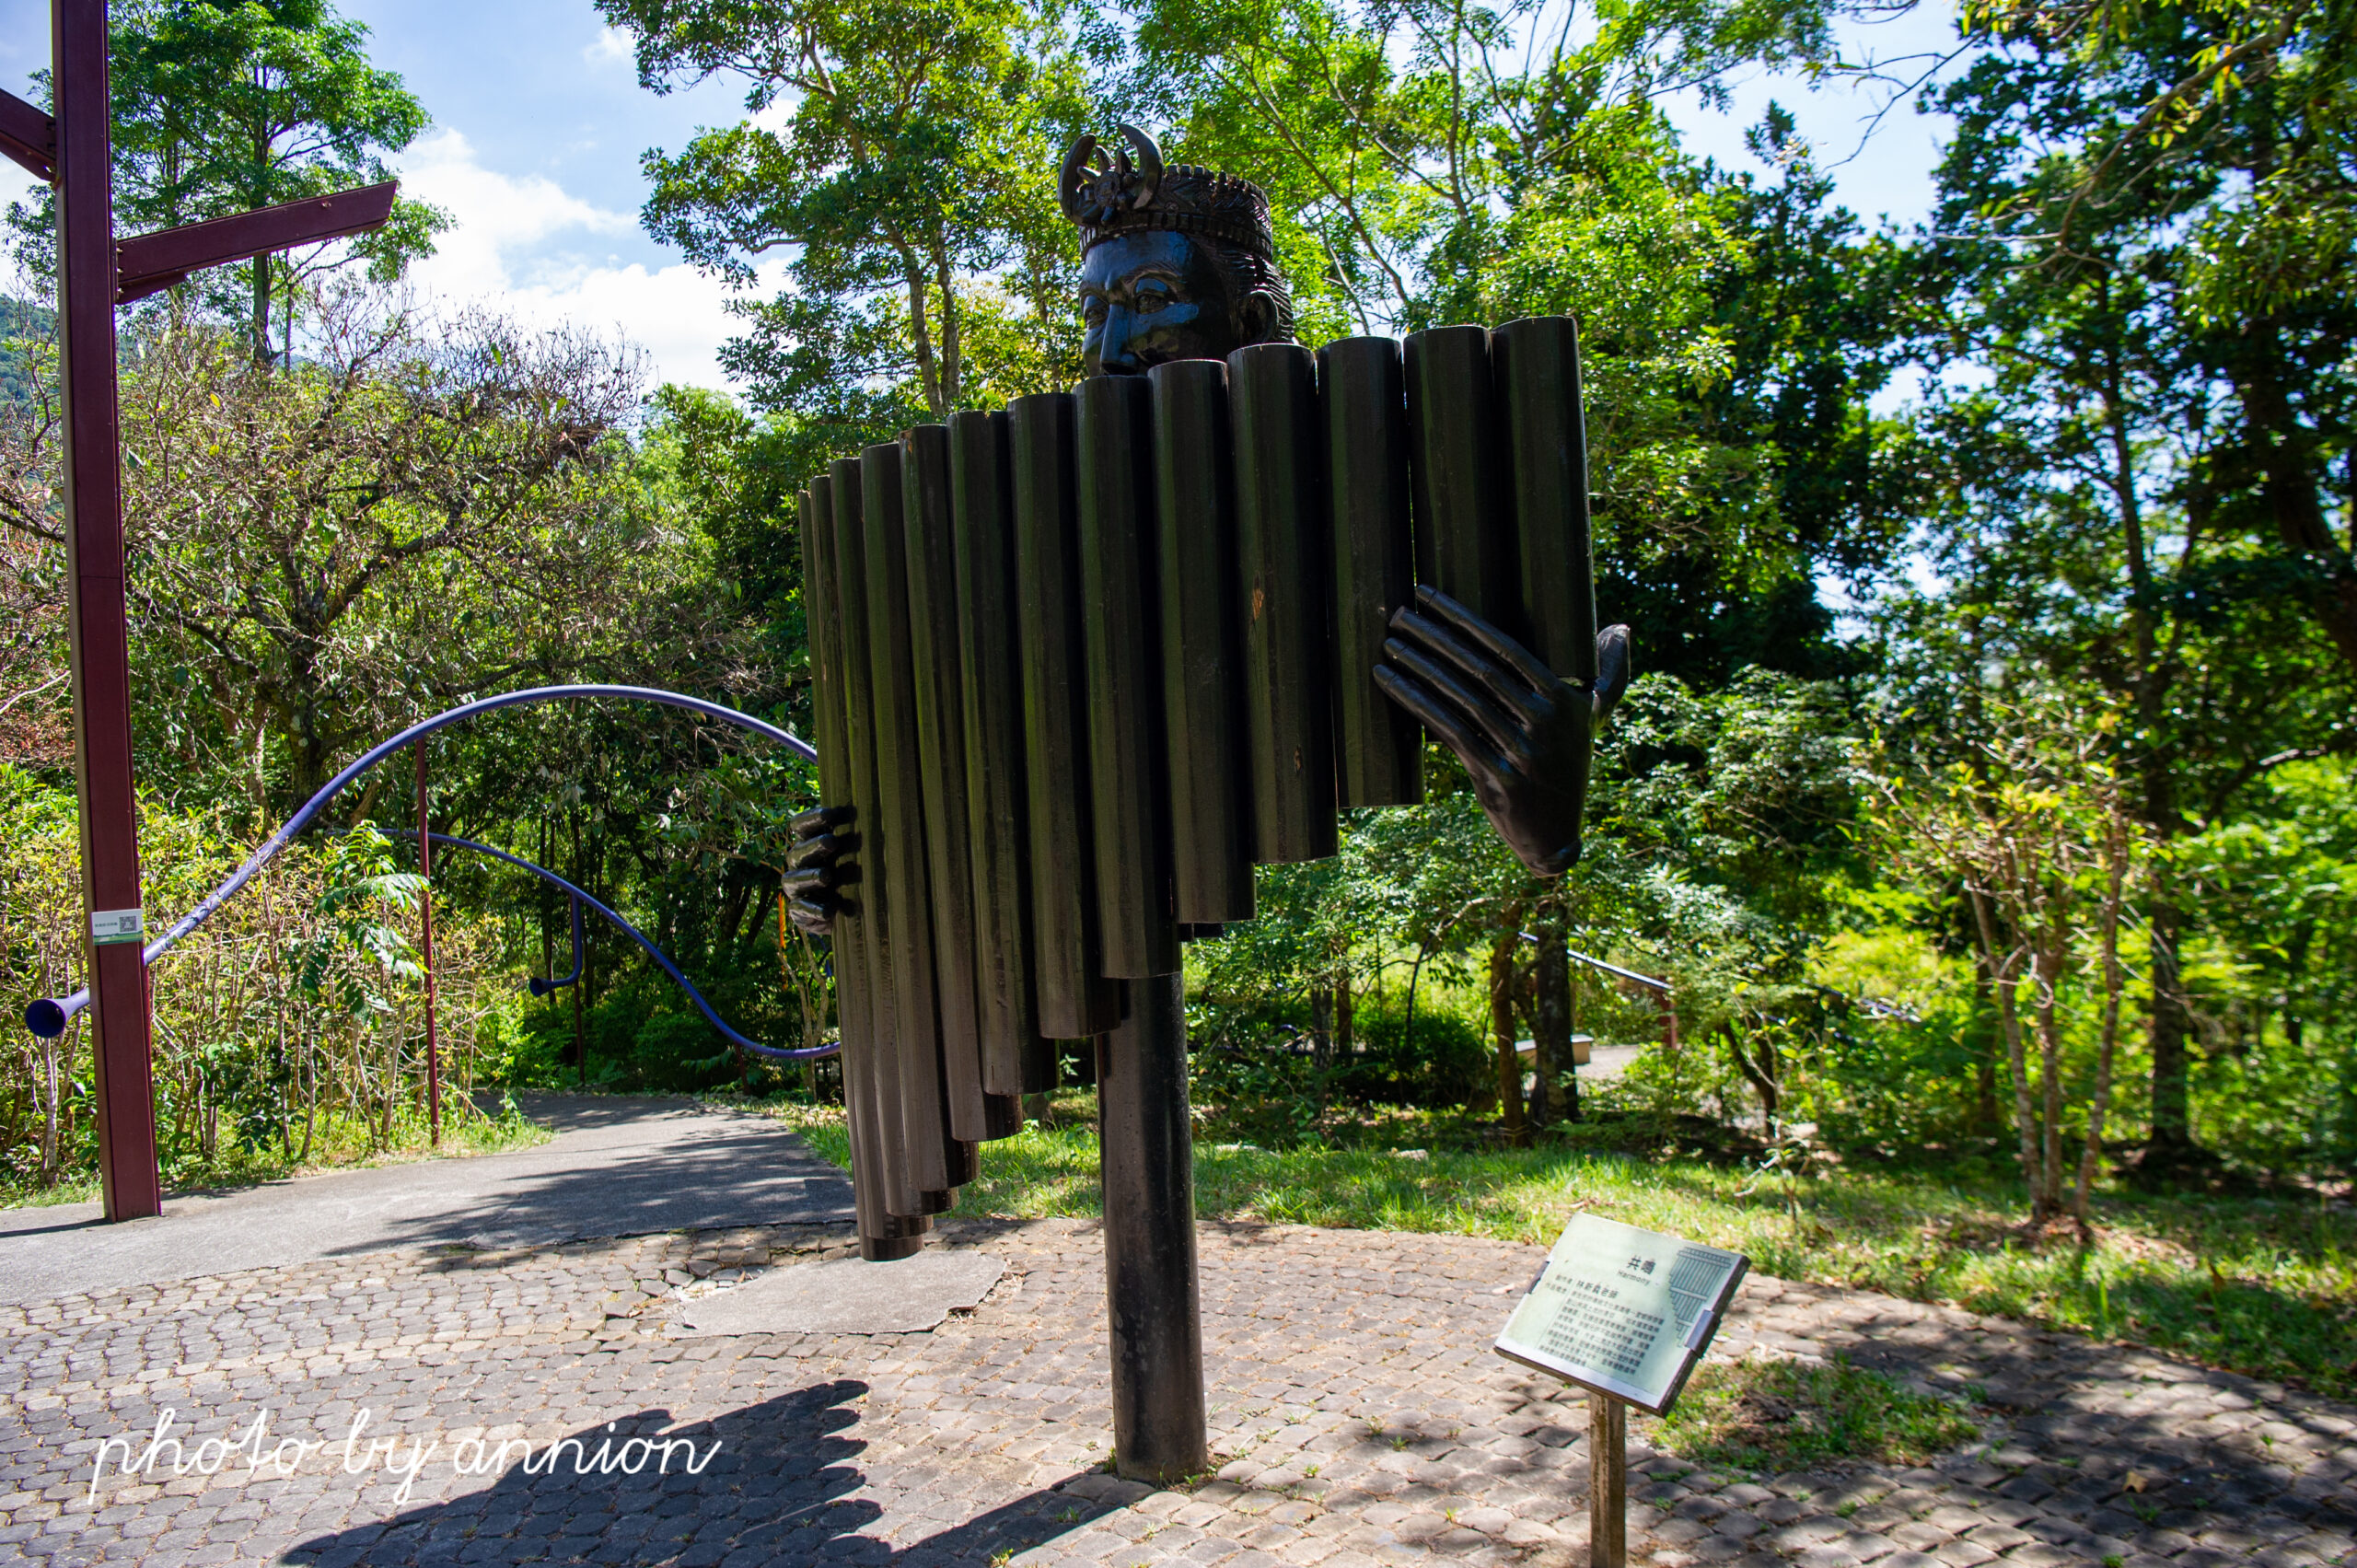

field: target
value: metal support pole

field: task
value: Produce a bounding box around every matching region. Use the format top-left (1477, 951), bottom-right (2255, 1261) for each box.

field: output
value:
top-left (56, 0), bottom-right (160, 1222)
top-left (570, 812), bottom-right (586, 1086)
top-left (413, 742), bottom-right (439, 1144)
top-left (1589, 1393), bottom-right (1626, 1568)
top-left (1097, 971), bottom-right (1207, 1483)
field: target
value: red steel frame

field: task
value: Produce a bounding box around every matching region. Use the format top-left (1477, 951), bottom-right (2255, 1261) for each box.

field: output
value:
top-left (14, 2), bottom-right (397, 1220)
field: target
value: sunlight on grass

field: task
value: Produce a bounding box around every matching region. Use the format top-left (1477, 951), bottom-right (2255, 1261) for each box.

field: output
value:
top-left (1651, 1358), bottom-right (1981, 1471)
top-left (754, 1096), bottom-right (2357, 1400)
top-left (1, 1095), bottom-right (552, 1209)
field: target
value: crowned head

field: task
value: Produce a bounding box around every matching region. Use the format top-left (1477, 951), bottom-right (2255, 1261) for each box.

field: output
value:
top-left (1061, 125), bottom-right (1295, 377)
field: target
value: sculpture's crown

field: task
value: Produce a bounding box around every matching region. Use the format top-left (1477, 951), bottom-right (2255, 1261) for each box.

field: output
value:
top-left (1060, 125), bottom-right (1275, 262)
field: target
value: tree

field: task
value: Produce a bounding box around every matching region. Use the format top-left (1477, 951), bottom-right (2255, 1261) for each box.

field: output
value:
top-left (1901, 9), bottom-right (2357, 1168)
top-left (0, 292), bottom-right (696, 806)
top-left (105, 0), bottom-right (448, 362)
top-left (1875, 691), bottom-right (2143, 1227)
top-left (598, 0), bottom-right (1098, 455)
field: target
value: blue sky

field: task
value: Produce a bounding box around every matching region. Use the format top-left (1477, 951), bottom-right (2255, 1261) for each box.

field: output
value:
top-left (0, 0), bottom-right (1965, 392)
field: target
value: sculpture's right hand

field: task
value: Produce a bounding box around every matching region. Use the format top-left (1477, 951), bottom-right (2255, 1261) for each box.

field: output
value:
top-left (784, 806), bottom-right (856, 936)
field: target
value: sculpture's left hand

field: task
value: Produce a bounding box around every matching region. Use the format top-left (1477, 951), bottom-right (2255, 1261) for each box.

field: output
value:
top-left (1375, 586), bottom-right (1631, 877)
top-left (783, 806), bottom-right (856, 935)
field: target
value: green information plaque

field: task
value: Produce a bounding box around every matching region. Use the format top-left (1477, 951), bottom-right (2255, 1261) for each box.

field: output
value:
top-left (1492, 1213), bottom-right (1748, 1415)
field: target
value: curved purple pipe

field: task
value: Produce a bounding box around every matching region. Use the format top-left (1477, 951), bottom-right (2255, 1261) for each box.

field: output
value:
top-left (399, 830), bottom-right (834, 1063)
top-left (26, 684), bottom-right (817, 1040)
top-left (530, 893), bottom-right (586, 996)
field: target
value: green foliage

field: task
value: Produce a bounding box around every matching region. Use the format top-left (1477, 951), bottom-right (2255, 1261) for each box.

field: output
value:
top-left (0, 767), bottom-right (537, 1196)
top-left (1188, 984), bottom-right (1491, 1143)
top-left (9, 0), bottom-right (450, 355)
top-left (291, 826), bottom-right (424, 1021)
top-left (600, 0), bottom-right (1100, 462)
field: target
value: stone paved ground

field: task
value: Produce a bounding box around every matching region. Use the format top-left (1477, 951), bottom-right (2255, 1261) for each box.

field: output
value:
top-left (1, 1216), bottom-right (2351, 1567)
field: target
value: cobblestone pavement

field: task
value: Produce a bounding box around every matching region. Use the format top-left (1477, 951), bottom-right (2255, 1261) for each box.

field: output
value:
top-left (1, 1216), bottom-right (2351, 1567)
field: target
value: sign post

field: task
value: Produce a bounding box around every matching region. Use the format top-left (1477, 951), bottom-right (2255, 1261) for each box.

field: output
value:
top-left (1493, 1214), bottom-right (1749, 1568)
top-left (6, 0), bottom-right (400, 1220)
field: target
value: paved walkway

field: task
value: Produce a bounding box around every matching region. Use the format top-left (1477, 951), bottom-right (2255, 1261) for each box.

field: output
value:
top-left (0, 1095), bottom-right (852, 1306)
top-left (2, 1211), bottom-right (2350, 1567)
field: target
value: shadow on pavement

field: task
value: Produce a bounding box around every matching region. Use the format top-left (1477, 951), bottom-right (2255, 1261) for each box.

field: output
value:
top-left (319, 1097), bottom-right (856, 1257)
top-left (283, 1379), bottom-right (1117, 1568)
top-left (0, 1094), bottom-right (856, 1306)
top-left (1756, 1301), bottom-right (2357, 1542)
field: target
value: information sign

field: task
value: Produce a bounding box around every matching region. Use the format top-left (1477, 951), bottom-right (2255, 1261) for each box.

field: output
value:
top-left (1492, 1213), bottom-right (1748, 1416)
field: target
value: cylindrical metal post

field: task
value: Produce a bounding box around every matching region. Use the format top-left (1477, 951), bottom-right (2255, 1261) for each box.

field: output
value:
top-left (1150, 359), bottom-right (1255, 924)
top-left (570, 814), bottom-right (586, 1088)
top-left (1008, 393), bottom-right (1120, 1038)
top-left (802, 482), bottom-right (926, 1259)
top-left (1492, 316), bottom-right (1597, 683)
top-left (57, 0), bottom-right (161, 1222)
top-left (1076, 376), bottom-right (1179, 978)
top-left (414, 742), bottom-right (440, 1145)
top-left (1404, 325), bottom-right (1512, 627)
top-left (831, 460), bottom-right (926, 1221)
top-left (902, 424), bottom-right (1008, 1141)
top-left (947, 411), bottom-right (1047, 1098)
top-left (1230, 343), bottom-right (1338, 864)
top-left (854, 449), bottom-right (964, 1213)
top-left (1097, 971), bottom-right (1208, 1484)
top-left (1589, 1393), bottom-right (1627, 1568)
top-left (1320, 336), bottom-right (1423, 808)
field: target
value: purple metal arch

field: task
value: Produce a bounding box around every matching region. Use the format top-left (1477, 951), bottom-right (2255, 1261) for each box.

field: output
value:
top-left (531, 893), bottom-right (586, 997)
top-left (400, 830), bottom-right (835, 1063)
top-left (26, 684), bottom-right (819, 1040)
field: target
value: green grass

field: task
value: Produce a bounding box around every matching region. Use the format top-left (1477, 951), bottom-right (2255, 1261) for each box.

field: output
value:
top-left (1651, 1357), bottom-right (1982, 1471)
top-left (1, 1095), bottom-right (552, 1209)
top-left (761, 1094), bottom-right (2357, 1400)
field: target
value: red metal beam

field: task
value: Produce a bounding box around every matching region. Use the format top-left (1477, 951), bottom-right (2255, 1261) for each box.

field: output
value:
top-left (415, 742), bottom-right (440, 1146)
top-left (56, 0), bottom-right (160, 1222)
top-left (115, 180), bottom-right (399, 304)
top-left (0, 87), bottom-right (55, 183)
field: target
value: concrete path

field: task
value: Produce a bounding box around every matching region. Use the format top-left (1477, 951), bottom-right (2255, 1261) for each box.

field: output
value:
top-left (1, 1215), bottom-right (2348, 1567)
top-left (0, 1094), bottom-right (852, 1307)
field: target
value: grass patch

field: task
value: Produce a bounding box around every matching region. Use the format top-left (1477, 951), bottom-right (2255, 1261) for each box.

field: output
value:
top-left (754, 1095), bottom-right (2357, 1400)
top-left (1650, 1357), bottom-right (1980, 1471)
top-left (1, 1094), bottom-right (552, 1209)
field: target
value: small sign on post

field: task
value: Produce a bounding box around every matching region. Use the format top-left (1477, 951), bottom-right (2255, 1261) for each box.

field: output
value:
top-left (1493, 1214), bottom-right (1749, 1568)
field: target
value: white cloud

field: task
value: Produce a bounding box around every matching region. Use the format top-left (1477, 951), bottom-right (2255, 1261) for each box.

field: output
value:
top-left (584, 27), bottom-right (632, 67)
top-left (394, 127), bottom-right (770, 391)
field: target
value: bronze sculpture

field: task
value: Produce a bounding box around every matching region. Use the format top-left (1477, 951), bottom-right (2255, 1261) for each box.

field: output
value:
top-left (788, 123), bottom-right (1627, 931)
top-left (783, 123), bottom-right (1631, 1484)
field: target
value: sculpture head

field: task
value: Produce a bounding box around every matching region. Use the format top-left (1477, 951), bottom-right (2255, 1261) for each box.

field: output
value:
top-left (1062, 125), bottom-right (1295, 377)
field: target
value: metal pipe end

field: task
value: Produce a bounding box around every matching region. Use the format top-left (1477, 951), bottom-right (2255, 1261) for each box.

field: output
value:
top-left (528, 977), bottom-right (552, 998)
top-left (25, 998), bottom-right (67, 1039)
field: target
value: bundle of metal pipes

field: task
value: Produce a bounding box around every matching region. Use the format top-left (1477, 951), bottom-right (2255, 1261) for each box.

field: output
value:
top-left (797, 317), bottom-right (1598, 1254)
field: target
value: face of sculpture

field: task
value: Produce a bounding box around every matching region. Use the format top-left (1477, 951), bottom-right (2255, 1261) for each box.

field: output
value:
top-left (1080, 229), bottom-right (1271, 376)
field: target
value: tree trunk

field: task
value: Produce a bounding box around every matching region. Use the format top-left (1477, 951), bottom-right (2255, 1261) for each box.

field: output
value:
top-left (898, 243), bottom-right (945, 420)
top-left (1725, 1022), bottom-right (1777, 1124)
top-left (1531, 932), bottom-right (1569, 1129)
top-left (933, 242), bottom-right (962, 412)
top-left (2031, 932), bottom-right (2067, 1221)
top-left (1970, 889), bottom-right (2042, 1212)
top-left (2231, 319), bottom-right (2357, 674)
top-left (1969, 961), bottom-right (2001, 1137)
top-left (2075, 822), bottom-right (2131, 1229)
top-left (2145, 899), bottom-right (2197, 1167)
top-left (251, 256), bottom-right (272, 366)
top-left (1489, 932), bottom-right (1525, 1144)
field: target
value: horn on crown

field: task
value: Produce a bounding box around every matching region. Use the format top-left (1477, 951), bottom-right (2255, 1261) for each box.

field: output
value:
top-left (1059, 133), bottom-right (1100, 224)
top-left (1118, 123), bottom-right (1163, 211)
